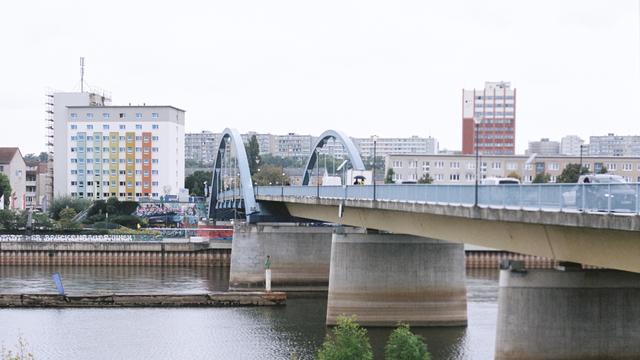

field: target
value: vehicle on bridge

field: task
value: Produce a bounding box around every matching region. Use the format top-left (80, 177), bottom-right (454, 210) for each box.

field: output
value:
top-left (573, 174), bottom-right (637, 212)
top-left (481, 177), bottom-right (520, 185)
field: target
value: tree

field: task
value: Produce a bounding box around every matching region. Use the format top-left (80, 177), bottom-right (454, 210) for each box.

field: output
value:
top-left (185, 171), bottom-right (213, 196)
top-left (317, 316), bottom-right (373, 360)
top-left (417, 173), bottom-right (433, 184)
top-left (384, 324), bottom-right (431, 360)
top-left (246, 135), bottom-right (261, 175)
top-left (532, 172), bottom-right (550, 183)
top-left (558, 163), bottom-right (588, 183)
top-left (598, 166), bottom-right (608, 174)
top-left (0, 172), bottom-right (11, 207)
top-left (252, 165), bottom-right (288, 185)
top-left (506, 171), bottom-right (522, 182)
top-left (385, 169), bottom-right (395, 184)
top-left (0, 210), bottom-right (17, 230)
top-left (58, 207), bottom-right (80, 230)
top-left (48, 196), bottom-right (91, 220)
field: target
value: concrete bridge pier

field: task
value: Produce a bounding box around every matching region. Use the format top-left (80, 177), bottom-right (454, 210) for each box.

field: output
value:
top-left (495, 266), bottom-right (640, 359)
top-left (230, 223), bottom-right (343, 291)
top-left (326, 230), bottom-right (467, 326)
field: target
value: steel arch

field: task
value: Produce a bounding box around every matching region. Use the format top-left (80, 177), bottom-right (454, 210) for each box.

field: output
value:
top-left (207, 128), bottom-right (258, 220)
top-left (302, 130), bottom-right (366, 185)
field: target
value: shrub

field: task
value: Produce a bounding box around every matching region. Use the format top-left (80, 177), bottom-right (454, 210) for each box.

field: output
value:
top-left (384, 324), bottom-right (431, 360)
top-left (110, 214), bottom-right (146, 229)
top-left (317, 315), bottom-right (373, 360)
top-left (58, 207), bottom-right (80, 230)
top-left (49, 196), bottom-right (91, 220)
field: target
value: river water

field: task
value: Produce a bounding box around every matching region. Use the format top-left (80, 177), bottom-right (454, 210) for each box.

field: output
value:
top-left (0, 266), bottom-right (499, 360)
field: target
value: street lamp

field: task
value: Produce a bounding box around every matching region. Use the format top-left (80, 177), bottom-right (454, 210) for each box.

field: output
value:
top-left (579, 144), bottom-right (587, 174)
top-left (473, 116), bottom-right (481, 207)
top-left (372, 135), bottom-right (378, 201)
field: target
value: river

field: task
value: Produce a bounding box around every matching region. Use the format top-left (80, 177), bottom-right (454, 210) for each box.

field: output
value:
top-left (0, 266), bottom-right (499, 359)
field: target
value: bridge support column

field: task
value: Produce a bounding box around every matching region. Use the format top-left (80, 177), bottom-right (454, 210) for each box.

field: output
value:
top-left (496, 267), bottom-right (640, 359)
top-left (230, 223), bottom-right (340, 291)
top-left (326, 230), bottom-right (467, 326)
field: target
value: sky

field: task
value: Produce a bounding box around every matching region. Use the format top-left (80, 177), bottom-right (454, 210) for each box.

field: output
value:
top-left (1, 0), bottom-right (639, 155)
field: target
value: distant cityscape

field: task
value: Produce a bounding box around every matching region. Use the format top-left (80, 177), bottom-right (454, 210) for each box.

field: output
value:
top-left (0, 80), bottom-right (638, 211)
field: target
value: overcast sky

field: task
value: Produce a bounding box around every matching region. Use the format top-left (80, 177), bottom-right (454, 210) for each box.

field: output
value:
top-left (1, 0), bottom-right (639, 155)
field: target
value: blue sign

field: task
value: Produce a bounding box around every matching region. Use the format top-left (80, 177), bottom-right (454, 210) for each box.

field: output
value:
top-left (52, 273), bottom-right (65, 295)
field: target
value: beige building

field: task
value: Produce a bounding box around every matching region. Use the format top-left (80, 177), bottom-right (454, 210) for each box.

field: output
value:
top-left (0, 148), bottom-right (27, 209)
top-left (25, 161), bottom-right (48, 210)
top-left (385, 153), bottom-right (640, 184)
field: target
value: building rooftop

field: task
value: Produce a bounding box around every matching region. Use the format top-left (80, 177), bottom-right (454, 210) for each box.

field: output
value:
top-left (0, 148), bottom-right (20, 164)
top-left (66, 105), bottom-right (186, 112)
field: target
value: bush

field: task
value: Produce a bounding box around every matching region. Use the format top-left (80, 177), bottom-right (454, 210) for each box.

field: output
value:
top-left (110, 214), bottom-right (146, 229)
top-left (58, 207), bottom-right (80, 230)
top-left (317, 316), bottom-right (373, 360)
top-left (0, 210), bottom-right (17, 230)
top-left (49, 196), bottom-right (91, 220)
top-left (384, 324), bottom-right (431, 360)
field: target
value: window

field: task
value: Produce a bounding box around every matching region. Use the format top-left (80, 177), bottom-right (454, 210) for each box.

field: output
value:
top-left (548, 163), bottom-right (560, 171)
top-left (111, 170), bottom-right (116, 176)
top-left (143, 159), bottom-right (149, 165)
top-left (136, 124), bottom-right (143, 130)
top-left (119, 159), bottom-right (125, 164)
top-left (623, 163), bottom-right (632, 171)
top-left (152, 147), bottom-right (158, 152)
top-left (86, 113), bottom-right (94, 119)
top-left (152, 159), bottom-right (159, 164)
top-left (127, 159), bottom-right (133, 165)
top-left (152, 124), bottom-right (159, 129)
top-left (151, 113), bottom-right (159, 119)
top-left (103, 124), bottom-right (109, 130)
top-left (143, 147), bottom-right (150, 154)
top-left (70, 113), bottom-right (78, 119)
top-left (119, 113), bottom-right (126, 118)
top-left (491, 162), bottom-right (501, 170)
top-left (136, 113), bottom-right (143, 119)
top-left (143, 170), bottom-right (149, 177)
top-left (136, 159), bottom-right (141, 164)
top-left (152, 170), bottom-right (159, 175)
top-left (135, 147), bottom-right (142, 152)
top-left (152, 181), bottom-right (159, 186)
top-left (450, 162), bottom-right (460, 169)
top-left (127, 147), bottom-right (133, 154)
top-left (392, 160), bottom-right (402, 168)
top-left (70, 125), bottom-right (77, 130)
top-left (607, 163), bottom-right (617, 171)
top-left (119, 147), bottom-right (125, 152)
top-left (506, 162), bottom-right (518, 170)
top-left (86, 125), bottom-right (94, 130)
top-left (119, 125), bottom-right (126, 130)
top-left (449, 173), bottom-right (460, 181)
top-left (152, 136), bottom-right (158, 141)
top-left (434, 161), bottom-right (444, 169)
top-left (111, 147), bottom-right (117, 153)
top-left (135, 170), bottom-right (142, 175)
top-left (102, 113), bottom-right (110, 120)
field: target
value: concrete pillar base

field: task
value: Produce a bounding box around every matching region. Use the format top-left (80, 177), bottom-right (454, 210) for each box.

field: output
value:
top-left (230, 224), bottom-right (348, 291)
top-left (326, 231), bottom-right (467, 327)
top-left (496, 268), bottom-right (640, 359)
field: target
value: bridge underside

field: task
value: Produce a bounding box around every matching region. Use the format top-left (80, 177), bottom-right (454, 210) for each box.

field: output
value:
top-left (265, 199), bottom-right (640, 273)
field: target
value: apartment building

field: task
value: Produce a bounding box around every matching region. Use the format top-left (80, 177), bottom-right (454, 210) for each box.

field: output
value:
top-left (588, 134), bottom-right (640, 157)
top-left (185, 131), bottom-right (219, 165)
top-left (0, 148), bottom-right (26, 209)
top-left (560, 135), bottom-right (585, 156)
top-left (52, 92), bottom-right (185, 201)
top-left (462, 81), bottom-right (516, 155)
top-left (25, 161), bottom-right (48, 209)
top-left (385, 153), bottom-right (640, 184)
top-left (526, 138), bottom-right (560, 156)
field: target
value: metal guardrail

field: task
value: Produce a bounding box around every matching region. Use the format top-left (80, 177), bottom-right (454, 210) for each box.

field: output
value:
top-left (218, 183), bottom-right (640, 215)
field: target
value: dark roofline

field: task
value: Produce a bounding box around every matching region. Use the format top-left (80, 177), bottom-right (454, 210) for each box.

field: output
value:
top-left (66, 105), bottom-right (186, 112)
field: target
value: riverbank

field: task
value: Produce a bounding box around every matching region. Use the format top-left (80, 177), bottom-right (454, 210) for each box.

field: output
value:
top-left (0, 292), bottom-right (285, 308)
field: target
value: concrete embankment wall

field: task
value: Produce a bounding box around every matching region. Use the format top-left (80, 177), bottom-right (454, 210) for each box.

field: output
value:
top-left (0, 242), bottom-right (230, 267)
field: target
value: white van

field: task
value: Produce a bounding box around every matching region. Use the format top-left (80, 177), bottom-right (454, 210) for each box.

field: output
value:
top-left (481, 177), bottom-right (521, 185)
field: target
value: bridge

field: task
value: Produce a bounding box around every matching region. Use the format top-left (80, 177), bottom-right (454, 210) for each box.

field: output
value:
top-left (207, 128), bottom-right (640, 359)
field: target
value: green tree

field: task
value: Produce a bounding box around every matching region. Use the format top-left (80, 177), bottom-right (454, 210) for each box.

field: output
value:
top-left (532, 172), bottom-right (550, 183)
top-left (253, 165), bottom-right (288, 185)
top-left (49, 196), bottom-right (91, 220)
top-left (417, 173), bottom-right (433, 184)
top-left (385, 324), bottom-right (431, 360)
top-left (0, 172), bottom-right (12, 208)
top-left (317, 316), bottom-right (373, 360)
top-left (558, 163), bottom-right (588, 183)
top-left (506, 171), bottom-right (522, 182)
top-left (185, 171), bottom-right (213, 196)
top-left (598, 166), bottom-right (608, 174)
top-left (246, 135), bottom-right (261, 175)
top-left (385, 168), bottom-right (396, 184)
top-left (58, 207), bottom-right (80, 230)
top-left (0, 210), bottom-right (17, 230)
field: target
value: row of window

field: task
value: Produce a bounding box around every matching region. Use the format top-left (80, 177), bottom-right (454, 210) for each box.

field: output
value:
top-left (71, 169), bottom-right (158, 176)
top-left (474, 103), bottom-right (514, 108)
top-left (474, 96), bottom-right (515, 100)
top-left (71, 192), bottom-right (159, 199)
top-left (477, 135), bottom-right (515, 140)
top-left (70, 112), bottom-right (159, 120)
top-left (71, 147), bottom-right (158, 153)
top-left (70, 124), bottom-right (160, 130)
top-left (72, 135), bottom-right (158, 142)
top-left (473, 112), bottom-right (515, 117)
top-left (391, 160), bottom-right (640, 172)
top-left (72, 158), bottom-right (158, 165)
top-left (71, 181), bottom-right (159, 187)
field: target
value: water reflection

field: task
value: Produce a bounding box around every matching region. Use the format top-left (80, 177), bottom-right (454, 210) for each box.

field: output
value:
top-left (0, 266), bottom-right (499, 360)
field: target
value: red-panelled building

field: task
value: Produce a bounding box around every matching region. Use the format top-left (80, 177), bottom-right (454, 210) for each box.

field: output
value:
top-left (462, 82), bottom-right (516, 155)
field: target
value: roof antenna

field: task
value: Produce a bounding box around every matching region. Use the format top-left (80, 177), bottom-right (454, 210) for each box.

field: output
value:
top-left (80, 57), bottom-right (85, 92)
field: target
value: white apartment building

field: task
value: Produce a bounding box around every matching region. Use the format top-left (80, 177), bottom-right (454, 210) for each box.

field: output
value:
top-left (560, 135), bottom-right (584, 156)
top-left (0, 148), bottom-right (26, 209)
top-left (526, 138), bottom-right (560, 156)
top-left (588, 134), bottom-right (640, 157)
top-left (274, 133), bottom-right (314, 157)
top-left (386, 153), bottom-right (640, 184)
top-left (185, 131), bottom-right (219, 165)
top-left (53, 92), bottom-right (185, 201)
top-left (357, 136), bottom-right (439, 157)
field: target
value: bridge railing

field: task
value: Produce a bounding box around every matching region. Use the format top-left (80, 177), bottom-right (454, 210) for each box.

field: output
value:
top-left (248, 183), bottom-right (640, 215)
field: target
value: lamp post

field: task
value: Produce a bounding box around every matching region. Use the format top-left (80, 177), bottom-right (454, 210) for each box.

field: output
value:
top-left (316, 148), bottom-right (320, 198)
top-left (579, 144), bottom-right (586, 174)
top-left (474, 116), bottom-right (481, 207)
top-left (372, 135), bottom-right (378, 201)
